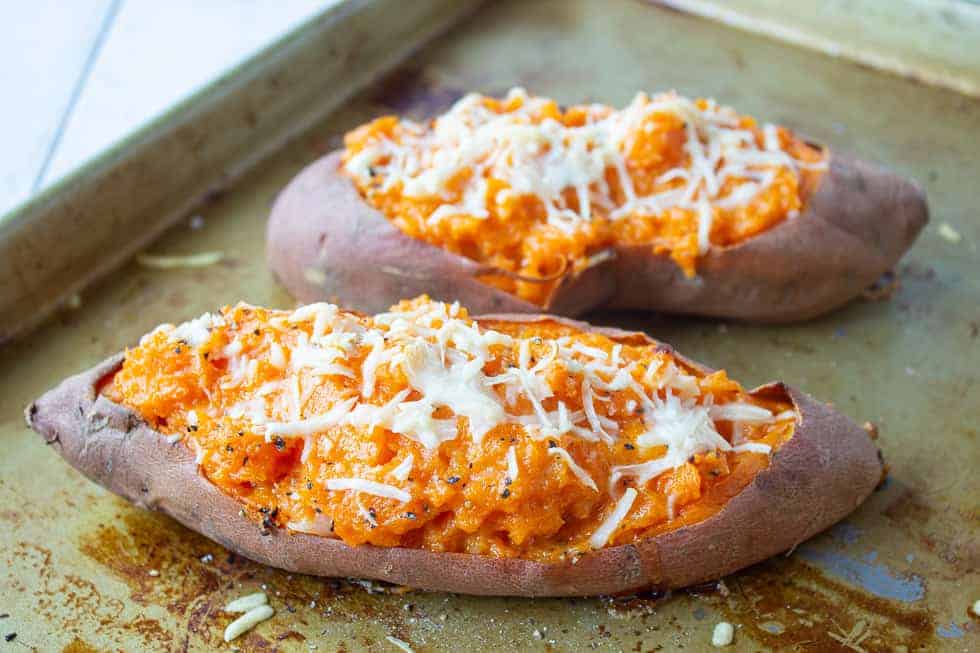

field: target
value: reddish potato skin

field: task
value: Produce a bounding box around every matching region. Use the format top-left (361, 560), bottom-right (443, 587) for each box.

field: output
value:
top-left (267, 151), bottom-right (927, 322)
top-left (27, 317), bottom-right (882, 597)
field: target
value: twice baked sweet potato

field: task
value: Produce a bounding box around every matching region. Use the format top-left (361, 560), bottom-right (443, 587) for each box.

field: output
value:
top-left (268, 89), bottom-right (927, 322)
top-left (28, 298), bottom-right (882, 596)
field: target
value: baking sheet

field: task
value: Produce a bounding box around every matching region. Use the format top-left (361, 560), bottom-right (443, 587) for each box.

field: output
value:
top-left (1, 0), bottom-right (978, 650)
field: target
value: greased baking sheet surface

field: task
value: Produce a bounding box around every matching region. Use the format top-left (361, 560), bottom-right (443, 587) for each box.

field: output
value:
top-left (1, 0), bottom-right (977, 650)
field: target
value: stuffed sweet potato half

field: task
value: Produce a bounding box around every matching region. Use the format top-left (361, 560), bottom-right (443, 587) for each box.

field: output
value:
top-left (28, 298), bottom-right (882, 596)
top-left (268, 89), bottom-right (927, 322)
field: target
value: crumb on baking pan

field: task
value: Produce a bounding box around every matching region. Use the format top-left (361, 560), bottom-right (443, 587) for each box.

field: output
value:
top-left (712, 621), bottom-right (734, 646)
top-left (386, 635), bottom-right (414, 652)
top-left (937, 222), bottom-right (962, 244)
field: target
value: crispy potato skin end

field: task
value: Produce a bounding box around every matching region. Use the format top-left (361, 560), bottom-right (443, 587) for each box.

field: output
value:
top-left (267, 151), bottom-right (927, 322)
top-left (27, 321), bottom-right (882, 597)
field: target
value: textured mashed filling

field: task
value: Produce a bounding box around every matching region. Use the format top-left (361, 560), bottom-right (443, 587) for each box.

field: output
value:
top-left (106, 298), bottom-right (795, 562)
top-left (342, 88), bottom-right (826, 305)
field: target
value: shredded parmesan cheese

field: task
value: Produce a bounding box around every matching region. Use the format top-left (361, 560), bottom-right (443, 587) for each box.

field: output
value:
top-left (549, 447), bottom-right (598, 491)
top-left (148, 298), bottom-right (792, 553)
top-left (137, 251), bottom-right (224, 269)
top-left (590, 488), bottom-right (637, 549)
top-left (326, 478), bottom-right (411, 503)
top-left (224, 592), bottom-right (269, 613)
top-left (389, 454), bottom-right (414, 482)
top-left (344, 88), bottom-right (824, 259)
top-left (223, 604), bottom-right (274, 642)
top-left (386, 635), bottom-right (415, 652)
top-left (506, 445), bottom-right (519, 481)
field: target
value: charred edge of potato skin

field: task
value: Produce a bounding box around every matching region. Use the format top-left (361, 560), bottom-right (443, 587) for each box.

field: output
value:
top-left (267, 150), bottom-right (927, 323)
top-left (26, 319), bottom-right (883, 597)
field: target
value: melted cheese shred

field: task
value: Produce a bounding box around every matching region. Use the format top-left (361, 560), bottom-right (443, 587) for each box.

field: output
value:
top-left (110, 297), bottom-right (796, 561)
top-left (342, 88), bottom-right (826, 304)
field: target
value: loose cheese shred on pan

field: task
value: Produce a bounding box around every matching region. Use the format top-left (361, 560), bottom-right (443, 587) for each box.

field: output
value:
top-left (223, 604), bottom-right (274, 642)
top-left (590, 488), bottom-right (637, 549)
top-left (385, 635), bottom-right (415, 652)
top-left (137, 251), bottom-right (224, 269)
top-left (224, 591), bottom-right (268, 613)
top-left (326, 478), bottom-right (411, 503)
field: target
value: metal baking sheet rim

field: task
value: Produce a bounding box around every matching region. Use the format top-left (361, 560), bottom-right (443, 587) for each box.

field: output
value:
top-left (0, 0), bottom-right (483, 346)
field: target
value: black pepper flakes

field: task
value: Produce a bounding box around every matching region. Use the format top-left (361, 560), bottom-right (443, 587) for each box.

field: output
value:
top-left (225, 444), bottom-right (234, 452)
top-left (548, 440), bottom-right (558, 448)
top-left (174, 346), bottom-right (182, 354)
top-left (446, 476), bottom-right (460, 484)
top-left (261, 508), bottom-right (278, 531)
top-left (274, 436), bottom-right (286, 451)
top-left (624, 443), bottom-right (635, 450)
top-left (306, 480), bottom-right (313, 490)
top-left (4, 633), bottom-right (15, 642)
top-left (405, 512), bottom-right (416, 520)
top-left (501, 488), bottom-right (511, 498)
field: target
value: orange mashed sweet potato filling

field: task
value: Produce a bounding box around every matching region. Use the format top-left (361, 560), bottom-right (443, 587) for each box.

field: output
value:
top-left (105, 298), bottom-right (795, 562)
top-left (342, 89), bottom-right (825, 305)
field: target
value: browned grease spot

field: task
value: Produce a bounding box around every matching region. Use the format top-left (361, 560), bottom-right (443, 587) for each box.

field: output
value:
top-left (9, 541), bottom-right (171, 651)
top-left (76, 501), bottom-right (429, 644)
top-left (75, 499), bottom-right (948, 650)
top-left (78, 510), bottom-right (228, 612)
top-left (709, 556), bottom-right (935, 651)
top-left (884, 485), bottom-right (980, 578)
top-left (61, 638), bottom-right (100, 653)
top-left (275, 629), bottom-right (307, 643)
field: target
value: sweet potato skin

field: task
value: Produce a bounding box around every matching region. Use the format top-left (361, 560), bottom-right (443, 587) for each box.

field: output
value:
top-left (267, 150), bottom-right (927, 322)
top-left (27, 317), bottom-right (882, 597)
